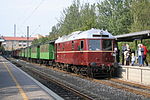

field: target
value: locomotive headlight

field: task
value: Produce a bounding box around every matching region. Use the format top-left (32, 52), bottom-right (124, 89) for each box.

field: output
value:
top-left (90, 62), bottom-right (97, 66)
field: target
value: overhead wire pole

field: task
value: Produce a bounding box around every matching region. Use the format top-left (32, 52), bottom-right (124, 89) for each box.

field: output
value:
top-left (27, 26), bottom-right (29, 60)
top-left (12, 24), bottom-right (16, 51)
top-left (14, 24), bottom-right (16, 37)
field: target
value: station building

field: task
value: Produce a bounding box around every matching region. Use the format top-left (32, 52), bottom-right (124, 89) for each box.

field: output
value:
top-left (1, 36), bottom-right (36, 51)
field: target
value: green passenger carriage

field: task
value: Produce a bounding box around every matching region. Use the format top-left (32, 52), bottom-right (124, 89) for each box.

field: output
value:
top-left (21, 48), bottom-right (25, 58)
top-left (39, 41), bottom-right (55, 65)
top-left (25, 48), bottom-right (28, 58)
top-left (19, 49), bottom-right (22, 57)
top-left (39, 41), bottom-right (55, 60)
top-left (31, 45), bottom-right (40, 59)
top-left (27, 47), bottom-right (31, 58)
top-left (24, 47), bottom-right (31, 59)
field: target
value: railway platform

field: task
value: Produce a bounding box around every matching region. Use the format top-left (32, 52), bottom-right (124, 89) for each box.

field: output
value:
top-left (0, 56), bottom-right (64, 100)
top-left (119, 65), bottom-right (150, 85)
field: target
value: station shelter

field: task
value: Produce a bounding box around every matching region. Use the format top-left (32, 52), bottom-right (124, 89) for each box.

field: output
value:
top-left (0, 37), bottom-right (5, 54)
top-left (0, 37), bottom-right (4, 46)
top-left (115, 30), bottom-right (150, 63)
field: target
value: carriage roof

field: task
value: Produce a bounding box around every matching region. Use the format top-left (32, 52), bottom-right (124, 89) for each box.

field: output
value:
top-left (55, 28), bottom-right (115, 43)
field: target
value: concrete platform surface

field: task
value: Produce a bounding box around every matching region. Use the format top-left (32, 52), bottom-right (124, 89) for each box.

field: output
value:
top-left (0, 56), bottom-right (64, 100)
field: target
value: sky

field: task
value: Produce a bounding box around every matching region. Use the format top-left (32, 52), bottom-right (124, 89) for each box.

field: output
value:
top-left (0, 0), bottom-right (99, 37)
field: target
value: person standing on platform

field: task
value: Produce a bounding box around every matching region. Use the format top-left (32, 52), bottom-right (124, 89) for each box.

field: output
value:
top-left (122, 43), bottom-right (127, 65)
top-left (138, 44), bottom-right (144, 67)
top-left (124, 44), bottom-right (131, 65)
top-left (141, 44), bottom-right (148, 66)
top-left (131, 53), bottom-right (136, 66)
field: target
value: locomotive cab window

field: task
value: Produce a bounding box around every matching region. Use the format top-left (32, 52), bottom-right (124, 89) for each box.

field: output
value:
top-left (102, 40), bottom-right (112, 51)
top-left (89, 40), bottom-right (101, 50)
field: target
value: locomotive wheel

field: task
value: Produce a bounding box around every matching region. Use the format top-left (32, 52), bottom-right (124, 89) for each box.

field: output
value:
top-left (66, 67), bottom-right (71, 72)
top-left (65, 64), bottom-right (71, 72)
top-left (111, 68), bottom-right (118, 77)
top-left (80, 67), bottom-right (87, 76)
top-left (87, 66), bottom-right (94, 78)
top-left (109, 68), bottom-right (115, 77)
top-left (56, 63), bottom-right (61, 69)
top-left (74, 66), bottom-right (79, 74)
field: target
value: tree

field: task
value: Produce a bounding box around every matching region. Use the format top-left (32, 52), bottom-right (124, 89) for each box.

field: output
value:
top-left (79, 3), bottom-right (97, 30)
top-left (130, 0), bottom-right (150, 32)
top-left (58, 0), bottom-right (81, 35)
top-left (97, 0), bottom-right (132, 35)
top-left (0, 45), bottom-right (5, 54)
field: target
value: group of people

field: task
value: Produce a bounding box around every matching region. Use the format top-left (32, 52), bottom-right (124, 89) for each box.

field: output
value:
top-left (121, 43), bottom-right (148, 66)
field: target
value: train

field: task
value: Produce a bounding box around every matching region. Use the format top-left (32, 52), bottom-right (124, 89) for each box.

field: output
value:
top-left (12, 28), bottom-right (118, 77)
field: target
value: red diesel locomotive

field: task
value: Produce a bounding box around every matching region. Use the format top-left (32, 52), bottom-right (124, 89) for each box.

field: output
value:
top-left (12, 28), bottom-right (117, 77)
top-left (55, 29), bottom-right (117, 77)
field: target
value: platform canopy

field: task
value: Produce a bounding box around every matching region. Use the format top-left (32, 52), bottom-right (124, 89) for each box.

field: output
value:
top-left (0, 38), bottom-right (4, 42)
top-left (0, 37), bottom-right (4, 46)
top-left (115, 30), bottom-right (150, 42)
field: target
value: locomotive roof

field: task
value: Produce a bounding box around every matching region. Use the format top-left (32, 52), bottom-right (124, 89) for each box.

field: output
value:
top-left (55, 28), bottom-right (115, 43)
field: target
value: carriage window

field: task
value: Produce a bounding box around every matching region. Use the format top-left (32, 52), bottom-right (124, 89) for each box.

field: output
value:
top-left (41, 44), bottom-right (49, 52)
top-left (102, 40), bottom-right (112, 51)
top-left (32, 47), bottom-right (36, 53)
top-left (89, 40), bottom-right (100, 50)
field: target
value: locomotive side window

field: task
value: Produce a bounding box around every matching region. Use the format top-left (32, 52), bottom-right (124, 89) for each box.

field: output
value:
top-left (102, 40), bottom-right (112, 51)
top-left (80, 41), bottom-right (84, 50)
top-left (57, 44), bottom-right (60, 50)
top-left (72, 41), bottom-right (74, 50)
top-left (89, 40), bottom-right (100, 50)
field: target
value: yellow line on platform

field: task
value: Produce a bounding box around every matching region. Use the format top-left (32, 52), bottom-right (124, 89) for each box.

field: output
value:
top-left (3, 61), bottom-right (29, 100)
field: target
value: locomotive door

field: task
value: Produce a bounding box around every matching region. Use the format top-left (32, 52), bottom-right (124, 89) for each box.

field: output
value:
top-left (79, 40), bottom-right (84, 65)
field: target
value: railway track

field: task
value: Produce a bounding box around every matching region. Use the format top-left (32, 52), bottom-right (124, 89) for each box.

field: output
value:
top-left (26, 66), bottom-right (94, 100)
top-left (39, 63), bottom-right (150, 98)
top-left (110, 78), bottom-right (150, 91)
top-left (66, 70), bottom-right (150, 98)
top-left (46, 64), bottom-right (150, 98)
top-left (8, 58), bottom-right (150, 99)
top-left (10, 60), bottom-right (95, 100)
top-left (93, 79), bottom-right (150, 98)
